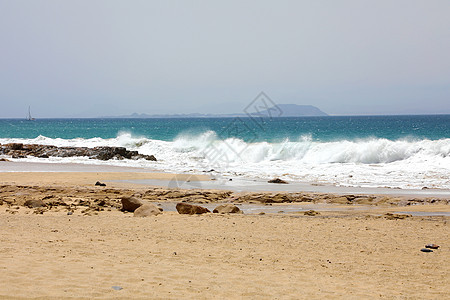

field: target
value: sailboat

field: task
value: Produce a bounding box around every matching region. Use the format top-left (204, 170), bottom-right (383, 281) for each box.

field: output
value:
top-left (26, 106), bottom-right (35, 121)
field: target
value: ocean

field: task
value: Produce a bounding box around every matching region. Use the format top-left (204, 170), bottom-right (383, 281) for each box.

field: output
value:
top-left (0, 115), bottom-right (449, 189)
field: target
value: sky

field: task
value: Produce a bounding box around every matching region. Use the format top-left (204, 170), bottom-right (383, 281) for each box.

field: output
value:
top-left (0, 0), bottom-right (449, 118)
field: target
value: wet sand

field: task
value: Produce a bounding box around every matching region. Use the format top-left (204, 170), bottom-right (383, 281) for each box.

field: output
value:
top-left (0, 169), bottom-right (449, 299)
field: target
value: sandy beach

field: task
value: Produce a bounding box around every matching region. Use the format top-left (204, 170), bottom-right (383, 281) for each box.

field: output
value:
top-left (1, 170), bottom-right (449, 299)
top-left (3, 0), bottom-right (450, 298)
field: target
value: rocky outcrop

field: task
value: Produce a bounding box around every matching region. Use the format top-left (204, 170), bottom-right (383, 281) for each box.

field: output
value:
top-left (176, 203), bottom-right (210, 215)
top-left (134, 203), bottom-right (162, 217)
top-left (121, 196), bottom-right (144, 212)
top-left (213, 204), bottom-right (241, 214)
top-left (0, 143), bottom-right (156, 161)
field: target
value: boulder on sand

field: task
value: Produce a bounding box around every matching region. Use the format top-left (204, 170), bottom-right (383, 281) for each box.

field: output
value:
top-left (134, 203), bottom-right (162, 217)
top-left (213, 204), bottom-right (242, 214)
top-left (176, 203), bottom-right (210, 215)
top-left (121, 196), bottom-right (143, 212)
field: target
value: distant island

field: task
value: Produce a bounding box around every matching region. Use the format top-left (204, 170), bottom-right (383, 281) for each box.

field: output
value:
top-left (102, 104), bottom-right (328, 118)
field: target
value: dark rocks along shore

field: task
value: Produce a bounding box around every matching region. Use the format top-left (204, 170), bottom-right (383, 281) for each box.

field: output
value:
top-left (0, 143), bottom-right (156, 161)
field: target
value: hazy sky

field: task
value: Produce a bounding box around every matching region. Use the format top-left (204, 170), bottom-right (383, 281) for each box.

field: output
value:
top-left (1, 0), bottom-right (449, 117)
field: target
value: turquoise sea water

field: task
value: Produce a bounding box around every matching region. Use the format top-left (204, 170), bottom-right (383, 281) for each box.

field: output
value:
top-left (0, 115), bottom-right (449, 141)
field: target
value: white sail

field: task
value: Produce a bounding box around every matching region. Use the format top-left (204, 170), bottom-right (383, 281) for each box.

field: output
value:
top-left (27, 106), bottom-right (35, 120)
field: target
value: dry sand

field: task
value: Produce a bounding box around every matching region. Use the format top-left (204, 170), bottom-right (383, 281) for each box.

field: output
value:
top-left (0, 171), bottom-right (449, 299)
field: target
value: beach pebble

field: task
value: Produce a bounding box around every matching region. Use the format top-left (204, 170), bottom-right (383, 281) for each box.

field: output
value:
top-left (420, 248), bottom-right (433, 253)
top-left (268, 178), bottom-right (288, 184)
top-left (425, 244), bottom-right (440, 249)
top-left (133, 203), bottom-right (162, 217)
top-left (304, 210), bottom-right (320, 216)
top-left (213, 204), bottom-right (241, 214)
top-left (67, 211), bottom-right (73, 215)
top-left (121, 196), bottom-right (143, 212)
top-left (176, 203), bottom-right (210, 215)
top-left (95, 181), bottom-right (106, 187)
top-left (111, 286), bottom-right (123, 291)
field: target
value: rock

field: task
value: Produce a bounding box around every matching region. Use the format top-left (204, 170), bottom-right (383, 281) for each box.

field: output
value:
top-left (384, 213), bottom-right (411, 220)
top-left (0, 158), bottom-right (10, 162)
top-left (143, 155), bottom-right (157, 161)
top-left (176, 203), bottom-right (210, 215)
top-left (111, 286), bottom-right (123, 291)
top-left (268, 178), bottom-right (288, 184)
top-left (304, 210), bottom-right (320, 216)
top-left (91, 146), bottom-right (128, 160)
top-left (425, 244), bottom-right (440, 249)
top-left (0, 143), bottom-right (157, 161)
top-left (134, 203), bottom-right (162, 217)
top-left (24, 199), bottom-right (46, 208)
top-left (9, 143), bottom-right (24, 150)
top-left (213, 204), bottom-right (242, 214)
top-left (420, 248), bottom-right (433, 253)
top-left (95, 181), bottom-right (106, 186)
top-left (121, 196), bottom-right (144, 212)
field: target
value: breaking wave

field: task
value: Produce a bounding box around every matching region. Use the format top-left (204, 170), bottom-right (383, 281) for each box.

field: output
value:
top-left (1, 131), bottom-right (449, 189)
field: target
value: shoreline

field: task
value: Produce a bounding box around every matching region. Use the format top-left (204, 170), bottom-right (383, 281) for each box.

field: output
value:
top-left (2, 160), bottom-right (450, 198)
top-left (0, 171), bottom-right (449, 210)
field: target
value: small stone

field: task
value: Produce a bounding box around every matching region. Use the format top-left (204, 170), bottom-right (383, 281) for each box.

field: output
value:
top-left (425, 244), bottom-right (440, 249)
top-left (67, 211), bottom-right (73, 215)
top-left (95, 181), bottom-right (106, 187)
top-left (420, 248), bottom-right (433, 253)
top-left (268, 178), bottom-right (288, 184)
top-left (304, 210), bottom-right (320, 216)
top-left (111, 286), bottom-right (123, 291)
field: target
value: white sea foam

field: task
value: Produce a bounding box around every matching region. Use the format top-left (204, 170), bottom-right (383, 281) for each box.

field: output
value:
top-left (1, 132), bottom-right (449, 189)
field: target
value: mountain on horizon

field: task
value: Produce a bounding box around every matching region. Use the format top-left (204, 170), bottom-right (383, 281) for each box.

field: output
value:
top-left (256, 104), bottom-right (328, 117)
top-left (102, 104), bottom-right (328, 118)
